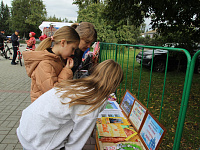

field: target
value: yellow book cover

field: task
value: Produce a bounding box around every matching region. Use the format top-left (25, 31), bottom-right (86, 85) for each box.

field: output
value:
top-left (101, 117), bottom-right (130, 125)
top-left (97, 124), bottom-right (127, 137)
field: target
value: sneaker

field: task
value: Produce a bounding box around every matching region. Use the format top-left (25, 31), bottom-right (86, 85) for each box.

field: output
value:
top-left (11, 62), bottom-right (17, 65)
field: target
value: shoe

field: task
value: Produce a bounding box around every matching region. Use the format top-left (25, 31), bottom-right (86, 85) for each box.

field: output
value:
top-left (11, 62), bottom-right (17, 65)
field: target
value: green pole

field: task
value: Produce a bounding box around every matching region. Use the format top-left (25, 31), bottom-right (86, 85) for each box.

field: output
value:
top-left (138, 47), bottom-right (144, 101)
top-left (147, 49), bottom-right (155, 108)
top-left (173, 50), bottom-right (191, 150)
top-left (159, 51), bottom-right (169, 121)
top-left (173, 50), bottom-right (199, 149)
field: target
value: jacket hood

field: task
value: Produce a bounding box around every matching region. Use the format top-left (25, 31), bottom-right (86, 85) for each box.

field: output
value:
top-left (23, 50), bottom-right (61, 77)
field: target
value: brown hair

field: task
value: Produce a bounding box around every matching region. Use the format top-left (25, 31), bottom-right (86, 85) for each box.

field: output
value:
top-left (56, 59), bottom-right (123, 115)
top-left (35, 26), bottom-right (80, 51)
top-left (71, 22), bottom-right (97, 42)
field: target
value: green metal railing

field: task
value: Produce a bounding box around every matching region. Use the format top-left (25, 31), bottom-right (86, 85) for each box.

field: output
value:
top-left (99, 42), bottom-right (199, 149)
top-left (173, 50), bottom-right (200, 150)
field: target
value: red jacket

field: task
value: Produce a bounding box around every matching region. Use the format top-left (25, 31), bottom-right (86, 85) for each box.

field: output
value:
top-left (26, 37), bottom-right (36, 50)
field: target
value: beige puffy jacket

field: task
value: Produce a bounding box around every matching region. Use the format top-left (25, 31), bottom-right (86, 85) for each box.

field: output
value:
top-left (23, 50), bottom-right (73, 102)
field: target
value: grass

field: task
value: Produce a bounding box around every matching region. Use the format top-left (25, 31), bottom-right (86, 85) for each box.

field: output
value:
top-left (100, 46), bottom-right (200, 150)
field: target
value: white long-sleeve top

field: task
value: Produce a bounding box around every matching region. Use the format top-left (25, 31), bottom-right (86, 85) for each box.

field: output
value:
top-left (17, 88), bottom-right (106, 150)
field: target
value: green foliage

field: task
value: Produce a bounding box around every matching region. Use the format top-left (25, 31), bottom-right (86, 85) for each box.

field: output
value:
top-left (103, 0), bottom-right (145, 28)
top-left (0, 1), bottom-right (11, 34)
top-left (73, 0), bottom-right (100, 10)
top-left (46, 15), bottom-right (63, 22)
top-left (77, 2), bottom-right (141, 44)
top-left (137, 34), bottom-right (165, 46)
top-left (104, 0), bottom-right (200, 52)
top-left (45, 16), bottom-right (74, 23)
top-left (116, 25), bottom-right (140, 44)
top-left (11, 0), bottom-right (47, 38)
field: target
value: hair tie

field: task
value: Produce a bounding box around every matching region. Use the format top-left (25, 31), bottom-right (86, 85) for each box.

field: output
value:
top-left (51, 36), bottom-right (54, 41)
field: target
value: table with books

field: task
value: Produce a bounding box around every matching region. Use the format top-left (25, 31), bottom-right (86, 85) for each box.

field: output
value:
top-left (95, 90), bottom-right (167, 150)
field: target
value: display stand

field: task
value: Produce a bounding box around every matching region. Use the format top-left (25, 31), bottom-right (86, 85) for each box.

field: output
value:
top-left (95, 90), bottom-right (166, 150)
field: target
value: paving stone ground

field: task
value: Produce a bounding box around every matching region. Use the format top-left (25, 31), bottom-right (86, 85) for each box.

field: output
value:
top-left (0, 43), bottom-right (96, 150)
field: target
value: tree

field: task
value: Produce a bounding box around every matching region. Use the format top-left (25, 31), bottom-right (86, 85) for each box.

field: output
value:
top-left (77, 2), bottom-right (141, 44)
top-left (46, 15), bottom-right (63, 22)
top-left (11, 0), bottom-right (47, 38)
top-left (73, 0), bottom-right (100, 10)
top-left (77, 2), bottom-right (117, 42)
top-left (104, 0), bottom-right (200, 52)
top-left (0, 1), bottom-right (11, 34)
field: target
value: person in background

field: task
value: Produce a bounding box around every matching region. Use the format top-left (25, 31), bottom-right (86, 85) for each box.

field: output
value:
top-left (39, 34), bottom-right (47, 41)
top-left (0, 30), bottom-right (7, 54)
top-left (26, 32), bottom-right (36, 51)
top-left (71, 22), bottom-right (97, 74)
top-left (17, 59), bottom-right (123, 150)
top-left (23, 26), bottom-right (80, 102)
top-left (11, 30), bottom-right (20, 65)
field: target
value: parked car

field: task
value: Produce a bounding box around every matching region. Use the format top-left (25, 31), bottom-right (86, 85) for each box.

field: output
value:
top-left (136, 49), bottom-right (177, 72)
top-left (136, 47), bottom-right (200, 74)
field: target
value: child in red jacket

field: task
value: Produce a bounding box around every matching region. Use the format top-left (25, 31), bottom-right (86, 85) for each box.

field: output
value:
top-left (26, 32), bottom-right (36, 51)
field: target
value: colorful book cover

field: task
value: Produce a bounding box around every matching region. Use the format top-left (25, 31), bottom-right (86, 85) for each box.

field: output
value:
top-left (129, 100), bottom-right (147, 131)
top-left (120, 91), bottom-right (135, 116)
top-left (99, 141), bottom-right (143, 150)
top-left (106, 101), bottom-right (120, 110)
top-left (97, 124), bottom-right (127, 137)
top-left (98, 110), bottom-right (124, 118)
top-left (140, 114), bottom-right (164, 150)
top-left (101, 117), bottom-right (130, 125)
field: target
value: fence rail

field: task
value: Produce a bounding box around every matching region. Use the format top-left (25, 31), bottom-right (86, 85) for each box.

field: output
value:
top-left (99, 42), bottom-right (199, 149)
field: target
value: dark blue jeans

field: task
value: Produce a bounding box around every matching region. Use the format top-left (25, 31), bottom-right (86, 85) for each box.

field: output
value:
top-left (12, 46), bottom-right (18, 63)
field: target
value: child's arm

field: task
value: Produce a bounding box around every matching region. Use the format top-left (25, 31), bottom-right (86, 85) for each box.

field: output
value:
top-left (64, 102), bottom-right (107, 149)
top-left (64, 116), bottom-right (97, 149)
top-left (34, 61), bottom-right (73, 93)
top-left (26, 39), bottom-right (34, 46)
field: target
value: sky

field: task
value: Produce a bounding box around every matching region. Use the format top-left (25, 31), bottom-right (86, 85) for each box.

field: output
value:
top-left (2, 0), bottom-right (79, 22)
top-left (2, 0), bottom-right (151, 31)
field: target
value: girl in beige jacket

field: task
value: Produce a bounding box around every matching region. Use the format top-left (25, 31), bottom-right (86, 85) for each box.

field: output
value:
top-left (23, 26), bottom-right (80, 102)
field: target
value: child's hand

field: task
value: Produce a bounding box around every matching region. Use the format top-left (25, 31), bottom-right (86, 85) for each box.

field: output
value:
top-left (65, 58), bottom-right (74, 69)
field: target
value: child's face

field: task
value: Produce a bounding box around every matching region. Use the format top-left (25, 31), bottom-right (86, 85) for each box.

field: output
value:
top-left (60, 41), bottom-right (79, 59)
top-left (29, 33), bottom-right (32, 37)
top-left (79, 39), bottom-right (93, 52)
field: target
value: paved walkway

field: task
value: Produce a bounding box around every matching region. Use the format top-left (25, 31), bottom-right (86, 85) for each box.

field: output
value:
top-left (0, 43), bottom-right (96, 150)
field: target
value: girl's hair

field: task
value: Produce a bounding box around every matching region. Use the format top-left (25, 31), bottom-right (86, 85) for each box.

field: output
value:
top-left (71, 22), bottom-right (97, 42)
top-left (56, 59), bottom-right (123, 115)
top-left (35, 26), bottom-right (80, 51)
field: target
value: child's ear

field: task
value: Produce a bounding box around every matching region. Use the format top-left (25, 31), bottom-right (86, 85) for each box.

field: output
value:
top-left (60, 39), bottom-right (66, 47)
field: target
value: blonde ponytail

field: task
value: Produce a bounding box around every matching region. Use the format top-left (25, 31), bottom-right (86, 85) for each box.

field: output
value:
top-left (35, 37), bottom-right (52, 51)
top-left (35, 26), bottom-right (80, 51)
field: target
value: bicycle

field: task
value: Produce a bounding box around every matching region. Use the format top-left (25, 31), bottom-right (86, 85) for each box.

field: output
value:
top-left (5, 41), bottom-right (13, 58)
top-left (0, 41), bottom-right (12, 59)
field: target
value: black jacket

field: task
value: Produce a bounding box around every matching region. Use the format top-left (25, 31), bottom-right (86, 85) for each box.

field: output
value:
top-left (0, 33), bottom-right (7, 47)
top-left (11, 33), bottom-right (19, 47)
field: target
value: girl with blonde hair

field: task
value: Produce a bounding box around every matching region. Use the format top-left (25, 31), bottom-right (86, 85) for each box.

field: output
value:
top-left (71, 22), bottom-right (97, 73)
top-left (17, 59), bottom-right (123, 150)
top-left (23, 26), bottom-right (80, 102)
